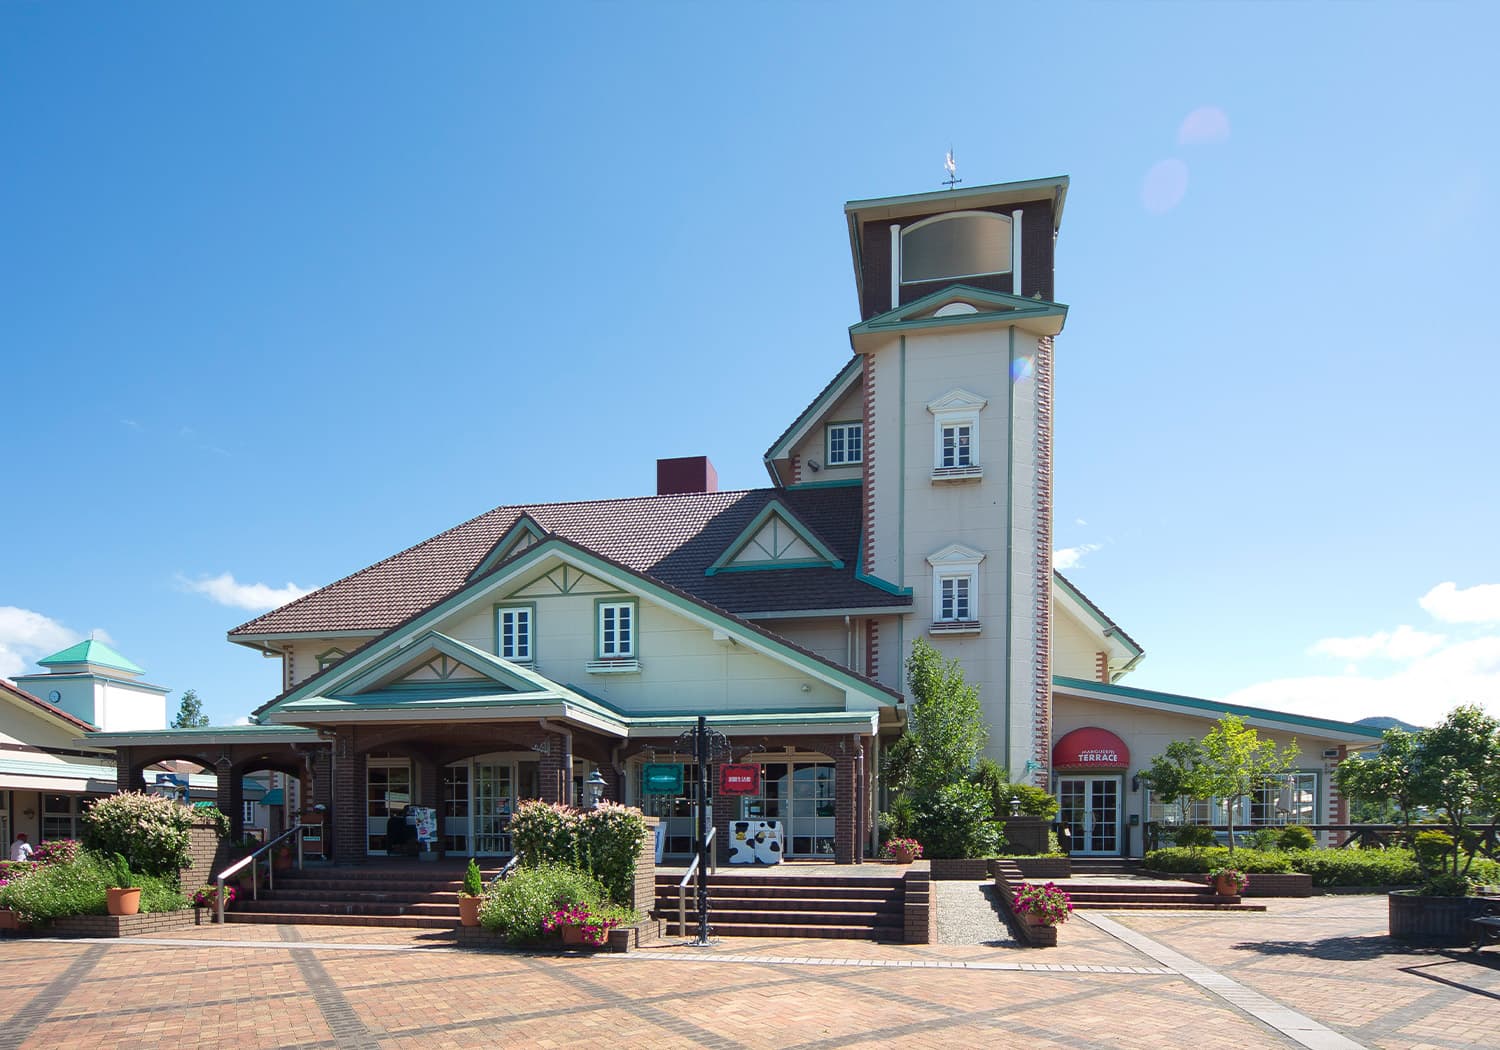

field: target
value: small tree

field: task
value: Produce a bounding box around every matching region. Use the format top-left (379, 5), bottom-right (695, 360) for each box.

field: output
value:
top-left (1335, 729), bottom-right (1420, 826)
top-left (1197, 714), bottom-right (1299, 854)
top-left (903, 639), bottom-right (987, 797)
top-left (1138, 739), bottom-right (1209, 827)
top-left (171, 689), bottom-right (210, 729)
top-left (1409, 705), bottom-right (1500, 890)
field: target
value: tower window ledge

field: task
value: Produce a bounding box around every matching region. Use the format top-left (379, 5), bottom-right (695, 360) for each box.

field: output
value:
top-left (929, 621), bottom-right (982, 635)
top-left (586, 658), bottom-right (641, 674)
top-left (930, 466), bottom-right (984, 483)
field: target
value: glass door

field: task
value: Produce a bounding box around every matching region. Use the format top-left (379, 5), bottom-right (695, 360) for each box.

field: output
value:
top-left (1056, 776), bottom-right (1121, 856)
top-left (739, 761), bottom-right (836, 858)
top-left (366, 759), bottom-right (412, 855)
top-left (472, 762), bottom-right (514, 856)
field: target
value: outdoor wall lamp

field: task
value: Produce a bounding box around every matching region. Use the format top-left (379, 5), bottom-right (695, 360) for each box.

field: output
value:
top-left (586, 769), bottom-right (608, 809)
top-left (1131, 773), bottom-right (1140, 792)
top-left (1008, 796), bottom-right (1021, 817)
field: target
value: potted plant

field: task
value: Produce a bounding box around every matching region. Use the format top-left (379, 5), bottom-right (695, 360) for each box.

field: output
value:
top-left (273, 842), bottom-right (294, 872)
top-left (885, 837), bottom-right (923, 865)
top-left (1011, 881), bottom-right (1073, 928)
top-left (1209, 866), bottom-right (1248, 897)
top-left (458, 858), bottom-right (484, 927)
top-left (191, 884), bottom-right (236, 921)
top-left (542, 902), bottom-right (621, 947)
top-left (105, 854), bottom-right (142, 916)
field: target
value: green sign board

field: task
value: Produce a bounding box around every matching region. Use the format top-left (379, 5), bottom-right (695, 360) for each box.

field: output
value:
top-left (642, 763), bottom-right (684, 796)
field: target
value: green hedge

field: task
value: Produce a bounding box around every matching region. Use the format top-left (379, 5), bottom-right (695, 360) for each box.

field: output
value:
top-left (0, 850), bottom-right (186, 923)
top-left (1145, 846), bottom-right (1500, 888)
top-left (1145, 847), bottom-right (1294, 874)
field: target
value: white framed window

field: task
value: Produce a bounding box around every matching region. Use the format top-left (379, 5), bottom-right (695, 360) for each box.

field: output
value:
top-left (495, 605), bottom-right (534, 663)
top-left (926, 544), bottom-right (983, 631)
top-left (900, 211), bottom-right (1012, 285)
top-left (927, 389), bottom-right (987, 480)
top-left (825, 421), bottom-right (863, 466)
top-left (242, 800), bottom-right (257, 825)
top-left (597, 601), bottom-right (636, 659)
top-left (939, 423), bottom-right (972, 469)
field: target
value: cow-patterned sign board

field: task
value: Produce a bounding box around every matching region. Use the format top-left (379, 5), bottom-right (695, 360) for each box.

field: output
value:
top-left (729, 820), bottom-right (784, 864)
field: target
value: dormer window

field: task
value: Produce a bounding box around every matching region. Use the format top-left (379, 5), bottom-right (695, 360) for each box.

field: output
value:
top-left (927, 388), bottom-right (988, 481)
top-left (825, 421), bottom-right (863, 466)
top-left (900, 211), bottom-right (1012, 285)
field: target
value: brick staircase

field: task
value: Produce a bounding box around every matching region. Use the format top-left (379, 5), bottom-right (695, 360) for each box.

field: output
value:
top-left (653, 870), bottom-right (907, 940)
top-left (226, 861), bottom-right (501, 929)
top-left (995, 859), bottom-right (1264, 912)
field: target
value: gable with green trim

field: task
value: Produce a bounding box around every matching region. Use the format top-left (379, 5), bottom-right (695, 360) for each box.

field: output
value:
top-left (468, 514), bottom-right (547, 581)
top-left (706, 501), bottom-right (844, 576)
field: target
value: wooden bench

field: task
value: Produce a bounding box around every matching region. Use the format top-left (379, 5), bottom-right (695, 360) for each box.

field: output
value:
top-left (1471, 912), bottom-right (1500, 951)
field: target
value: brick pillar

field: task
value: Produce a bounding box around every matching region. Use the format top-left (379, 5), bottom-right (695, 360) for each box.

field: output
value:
top-left (214, 756), bottom-right (240, 840)
top-left (634, 817), bottom-right (659, 916)
top-left (112, 747), bottom-right (148, 793)
top-left (600, 762), bottom-right (623, 807)
top-left (333, 728), bottom-right (364, 863)
top-left (1329, 744), bottom-right (1349, 846)
top-left (835, 736), bottom-right (857, 864)
top-left (538, 735), bottom-right (565, 804)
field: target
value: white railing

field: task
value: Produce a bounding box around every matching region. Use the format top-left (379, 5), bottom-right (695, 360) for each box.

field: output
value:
top-left (676, 827), bottom-right (717, 934)
top-left (214, 821), bottom-right (303, 925)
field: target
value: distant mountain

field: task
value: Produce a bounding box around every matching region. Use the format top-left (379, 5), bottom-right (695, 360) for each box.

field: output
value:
top-left (1356, 716), bottom-right (1423, 733)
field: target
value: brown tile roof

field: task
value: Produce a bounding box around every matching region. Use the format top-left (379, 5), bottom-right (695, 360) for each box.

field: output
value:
top-left (230, 485), bottom-right (908, 639)
top-left (1, 678), bottom-right (98, 733)
top-left (249, 530), bottom-right (906, 718)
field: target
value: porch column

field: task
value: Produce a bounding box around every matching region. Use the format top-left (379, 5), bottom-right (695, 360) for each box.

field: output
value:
top-left (111, 746), bottom-right (148, 793)
top-left (215, 756), bottom-right (241, 840)
top-left (713, 773), bottom-right (735, 867)
top-left (834, 735), bottom-right (859, 864)
top-left (333, 728), bottom-right (365, 863)
top-left (537, 728), bottom-right (570, 804)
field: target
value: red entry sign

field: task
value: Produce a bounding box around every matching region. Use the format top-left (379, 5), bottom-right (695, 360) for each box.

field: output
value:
top-left (719, 764), bottom-right (760, 795)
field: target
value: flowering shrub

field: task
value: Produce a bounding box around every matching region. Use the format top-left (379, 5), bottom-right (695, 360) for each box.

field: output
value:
top-left (883, 837), bottom-right (923, 860)
top-left (32, 839), bottom-right (82, 866)
top-left (478, 862), bottom-right (636, 944)
top-left (0, 849), bottom-right (187, 922)
top-left (191, 884), bottom-right (237, 908)
top-left (1208, 866), bottom-right (1249, 892)
top-left (1011, 881), bottom-right (1073, 926)
top-left (542, 902), bottom-right (624, 946)
top-left (508, 800), bottom-right (648, 905)
top-left (81, 791), bottom-right (196, 876)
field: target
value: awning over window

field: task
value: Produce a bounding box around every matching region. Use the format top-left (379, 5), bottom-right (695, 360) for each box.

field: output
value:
top-left (1053, 727), bottom-right (1130, 770)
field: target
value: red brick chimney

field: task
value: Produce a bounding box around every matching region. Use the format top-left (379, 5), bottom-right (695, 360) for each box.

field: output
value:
top-left (657, 456), bottom-right (718, 495)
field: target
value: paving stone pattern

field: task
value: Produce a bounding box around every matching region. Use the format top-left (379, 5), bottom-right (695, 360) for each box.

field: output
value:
top-left (1, 896), bottom-right (1494, 1047)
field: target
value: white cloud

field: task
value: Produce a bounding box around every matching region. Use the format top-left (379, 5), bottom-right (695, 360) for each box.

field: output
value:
top-left (1054, 544), bottom-right (1103, 570)
top-left (1226, 635), bottom-right (1500, 726)
top-left (1419, 581), bottom-right (1500, 624)
top-left (1309, 625), bottom-right (1446, 663)
top-left (1177, 106), bottom-right (1231, 145)
top-left (178, 572), bottom-right (314, 612)
top-left (1141, 158), bottom-right (1189, 214)
top-left (0, 607), bottom-right (85, 679)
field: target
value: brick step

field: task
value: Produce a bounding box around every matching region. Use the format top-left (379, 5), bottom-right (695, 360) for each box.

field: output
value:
top-left (661, 921), bottom-right (904, 940)
top-left (225, 911), bottom-right (455, 929)
top-left (1069, 902), bottom-right (1266, 912)
top-left (652, 877), bottom-right (904, 892)
top-left (262, 877), bottom-right (469, 894)
top-left (654, 896), bottom-right (900, 915)
top-left (653, 883), bottom-right (899, 902)
top-left (234, 899), bottom-right (455, 917)
top-left (262, 888), bottom-right (459, 904)
top-left (1067, 893), bottom-right (1236, 906)
top-left (660, 907), bottom-right (899, 926)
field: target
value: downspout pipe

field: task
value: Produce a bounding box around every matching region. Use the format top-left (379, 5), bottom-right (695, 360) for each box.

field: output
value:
top-left (538, 718), bottom-right (574, 806)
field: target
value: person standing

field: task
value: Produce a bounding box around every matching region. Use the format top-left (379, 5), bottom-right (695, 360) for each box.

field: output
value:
top-left (9, 832), bottom-right (34, 863)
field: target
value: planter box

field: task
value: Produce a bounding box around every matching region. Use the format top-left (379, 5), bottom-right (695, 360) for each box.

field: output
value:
top-left (1389, 891), bottom-right (1495, 946)
top-left (929, 858), bottom-right (990, 880)
top-left (1013, 857), bottom-right (1072, 880)
top-left (47, 910), bottom-right (197, 939)
top-left (1013, 915), bottom-right (1058, 947)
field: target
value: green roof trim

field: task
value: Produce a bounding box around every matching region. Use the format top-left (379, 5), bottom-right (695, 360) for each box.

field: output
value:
top-left (848, 284), bottom-right (1068, 343)
top-left (764, 356), bottom-right (864, 464)
top-left (1053, 573), bottom-right (1144, 660)
top-left (38, 639), bottom-right (145, 675)
top-left (1052, 675), bottom-right (1387, 740)
top-left (467, 514), bottom-right (547, 582)
top-left (852, 534), bottom-right (912, 597)
top-left (704, 500), bottom-right (844, 577)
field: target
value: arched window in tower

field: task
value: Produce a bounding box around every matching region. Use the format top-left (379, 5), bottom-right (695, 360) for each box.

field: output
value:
top-left (900, 211), bottom-right (1012, 285)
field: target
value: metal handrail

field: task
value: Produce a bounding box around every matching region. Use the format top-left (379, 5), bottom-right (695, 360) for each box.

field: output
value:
top-left (488, 851), bottom-right (523, 889)
top-left (215, 821), bottom-right (303, 924)
top-left (677, 827), bottom-right (716, 934)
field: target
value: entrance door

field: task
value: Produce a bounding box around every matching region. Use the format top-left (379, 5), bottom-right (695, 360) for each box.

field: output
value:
top-left (740, 761), bottom-right (836, 858)
top-left (366, 759), bottom-right (412, 855)
top-left (472, 762), bottom-right (514, 856)
top-left (1057, 776), bottom-right (1121, 856)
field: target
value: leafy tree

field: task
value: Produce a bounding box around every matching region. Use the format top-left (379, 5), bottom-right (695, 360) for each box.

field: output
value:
top-left (1138, 739), bottom-right (1209, 826)
top-left (171, 689), bottom-right (210, 729)
top-left (1197, 714), bottom-right (1299, 854)
top-left (1407, 705), bottom-right (1500, 889)
top-left (1335, 728), bottom-right (1421, 826)
top-left (903, 639), bottom-right (987, 797)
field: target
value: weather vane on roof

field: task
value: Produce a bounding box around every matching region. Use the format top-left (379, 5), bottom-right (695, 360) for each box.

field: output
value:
top-left (943, 147), bottom-right (961, 190)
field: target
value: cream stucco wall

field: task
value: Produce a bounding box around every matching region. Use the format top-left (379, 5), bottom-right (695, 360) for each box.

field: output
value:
top-left (1053, 606), bottom-right (1104, 681)
top-left (789, 381), bottom-right (865, 484)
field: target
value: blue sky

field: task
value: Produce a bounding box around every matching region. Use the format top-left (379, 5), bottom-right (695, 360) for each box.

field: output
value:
top-left (2, 2), bottom-right (1496, 729)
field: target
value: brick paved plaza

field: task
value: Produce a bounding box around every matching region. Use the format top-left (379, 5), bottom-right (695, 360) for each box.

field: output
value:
top-left (1, 896), bottom-right (1496, 1049)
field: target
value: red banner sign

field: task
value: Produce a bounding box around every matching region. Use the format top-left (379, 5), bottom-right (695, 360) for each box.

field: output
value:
top-left (718, 764), bottom-right (761, 795)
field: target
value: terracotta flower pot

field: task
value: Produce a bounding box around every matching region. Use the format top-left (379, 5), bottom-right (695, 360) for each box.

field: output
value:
top-left (561, 924), bottom-right (588, 946)
top-left (0, 908), bottom-right (21, 930)
top-left (107, 888), bottom-right (142, 916)
top-left (1212, 875), bottom-right (1242, 897)
top-left (893, 845), bottom-right (918, 865)
top-left (458, 895), bottom-right (482, 927)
